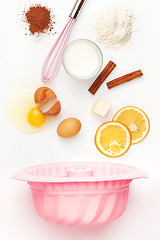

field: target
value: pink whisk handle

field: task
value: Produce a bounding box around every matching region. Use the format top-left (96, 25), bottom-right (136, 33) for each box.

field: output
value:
top-left (42, 18), bottom-right (75, 83)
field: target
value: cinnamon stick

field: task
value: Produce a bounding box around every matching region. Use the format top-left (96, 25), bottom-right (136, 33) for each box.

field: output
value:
top-left (88, 61), bottom-right (116, 95)
top-left (107, 70), bottom-right (143, 89)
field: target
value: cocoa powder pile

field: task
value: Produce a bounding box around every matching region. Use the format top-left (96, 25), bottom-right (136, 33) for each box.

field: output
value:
top-left (24, 4), bottom-right (55, 36)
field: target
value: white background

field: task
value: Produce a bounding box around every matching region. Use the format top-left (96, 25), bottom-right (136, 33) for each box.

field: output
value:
top-left (0, 0), bottom-right (160, 239)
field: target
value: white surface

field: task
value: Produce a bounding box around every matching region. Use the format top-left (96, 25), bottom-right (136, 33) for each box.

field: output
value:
top-left (0, 0), bottom-right (160, 239)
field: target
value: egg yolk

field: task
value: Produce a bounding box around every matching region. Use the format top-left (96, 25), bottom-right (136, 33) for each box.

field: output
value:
top-left (28, 107), bottom-right (46, 127)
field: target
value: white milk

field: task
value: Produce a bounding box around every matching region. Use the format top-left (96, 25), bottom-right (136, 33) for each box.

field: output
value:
top-left (63, 39), bottom-right (103, 80)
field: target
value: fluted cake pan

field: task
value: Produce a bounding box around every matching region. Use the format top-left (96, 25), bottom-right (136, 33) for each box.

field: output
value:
top-left (12, 162), bottom-right (147, 226)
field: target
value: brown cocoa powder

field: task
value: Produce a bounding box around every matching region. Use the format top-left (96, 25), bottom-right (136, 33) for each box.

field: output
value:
top-left (24, 4), bottom-right (55, 36)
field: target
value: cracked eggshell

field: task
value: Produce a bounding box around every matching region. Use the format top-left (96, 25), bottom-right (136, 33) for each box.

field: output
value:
top-left (34, 87), bottom-right (57, 104)
top-left (41, 100), bottom-right (61, 116)
top-left (34, 87), bottom-right (61, 116)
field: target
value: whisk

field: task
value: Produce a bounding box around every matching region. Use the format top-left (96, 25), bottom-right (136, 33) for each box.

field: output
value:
top-left (42, 0), bottom-right (87, 83)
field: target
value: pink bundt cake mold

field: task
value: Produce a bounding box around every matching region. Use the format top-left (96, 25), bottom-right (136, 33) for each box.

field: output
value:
top-left (13, 162), bottom-right (147, 226)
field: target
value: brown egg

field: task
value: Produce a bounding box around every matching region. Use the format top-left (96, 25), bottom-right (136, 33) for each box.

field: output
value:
top-left (57, 118), bottom-right (81, 138)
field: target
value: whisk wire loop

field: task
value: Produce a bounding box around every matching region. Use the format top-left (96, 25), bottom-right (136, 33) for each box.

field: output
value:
top-left (42, 18), bottom-right (75, 82)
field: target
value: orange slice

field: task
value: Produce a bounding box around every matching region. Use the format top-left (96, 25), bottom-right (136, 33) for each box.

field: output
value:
top-left (113, 106), bottom-right (150, 144)
top-left (95, 121), bottom-right (131, 157)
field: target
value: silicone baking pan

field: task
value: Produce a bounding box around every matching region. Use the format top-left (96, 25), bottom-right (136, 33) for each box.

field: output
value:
top-left (13, 162), bottom-right (147, 226)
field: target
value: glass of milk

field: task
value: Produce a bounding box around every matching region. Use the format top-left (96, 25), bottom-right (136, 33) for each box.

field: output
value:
top-left (62, 39), bottom-right (103, 80)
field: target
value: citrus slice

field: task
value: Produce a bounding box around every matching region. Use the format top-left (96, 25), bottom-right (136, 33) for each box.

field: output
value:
top-left (95, 121), bottom-right (131, 157)
top-left (112, 106), bottom-right (150, 144)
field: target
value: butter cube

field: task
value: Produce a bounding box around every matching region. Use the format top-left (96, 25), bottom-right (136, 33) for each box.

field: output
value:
top-left (91, 98), bottom-right (111, 117)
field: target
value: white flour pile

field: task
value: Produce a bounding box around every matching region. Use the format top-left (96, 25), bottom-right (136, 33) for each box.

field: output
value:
top-left (95, 8), bottom-right (134, 49)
